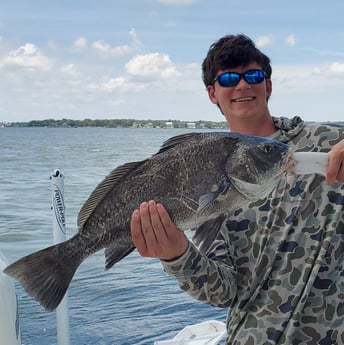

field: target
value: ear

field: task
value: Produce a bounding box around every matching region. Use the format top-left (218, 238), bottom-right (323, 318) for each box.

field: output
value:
top-left (266, 79), bottom-right (272, 100)
top-left (207, 85), bottom-right (218, 105)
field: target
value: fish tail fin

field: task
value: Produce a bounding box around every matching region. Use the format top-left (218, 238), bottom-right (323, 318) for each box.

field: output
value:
top-left (4, 241), bottom-right (81, 312)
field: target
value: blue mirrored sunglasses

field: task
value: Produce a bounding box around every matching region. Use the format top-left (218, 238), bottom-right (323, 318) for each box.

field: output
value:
top-left (213, 69), bottom-right (266, 87)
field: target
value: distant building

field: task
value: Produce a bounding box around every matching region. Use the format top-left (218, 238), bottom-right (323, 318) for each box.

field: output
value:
top-left (143, 122), bottom-right (153, 128)
top-left (186, 122), bottom-right (196, 129)
top-left (165, 121), bottom-right (174, 128)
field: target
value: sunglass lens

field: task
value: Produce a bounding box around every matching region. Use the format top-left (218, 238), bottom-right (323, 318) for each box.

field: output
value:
top-left (245, 70), bottom-right (265, 84)
top-left (218, 73), bottom-right (239, 87)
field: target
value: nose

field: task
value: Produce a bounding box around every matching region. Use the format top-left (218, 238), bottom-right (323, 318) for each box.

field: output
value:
top-left (235, 77), bottom-right (251, 90)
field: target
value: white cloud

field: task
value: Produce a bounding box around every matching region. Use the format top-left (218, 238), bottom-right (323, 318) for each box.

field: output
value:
top-left (129, 27), bottom-right (140, 45)
top-left (91, 40), bottom-right (132, 58)
top-left (125, 52), bottom-right (181, 79)
top-left (312, 67), bottom-right (321, 75)
top-left (88, 52), bottom-right (182, 94)
top-left (60, 63), bottom-right (80, 77)
top-left (255, 36), bottom-right (273, 48)
top-left (70, 28), bottom-right (142, 58)
top-left (285, 34), bottom-right (296, 47)
top-left (88, 76), bottom-right (125, 92)
top-left (88, 60), bottom-right (199, 96)
top-left (91, 28), bottom-right (141, 58)
top-left (329, 62), bottom-right (344, 73)
top-left (0, 43), bottom-right (52, 71)
top-left (71, 37), bottom-right (88, 52)
top-left (270, 63), bottom-right (344, 94)
top-left (88, 75), bottom-right (146, 93)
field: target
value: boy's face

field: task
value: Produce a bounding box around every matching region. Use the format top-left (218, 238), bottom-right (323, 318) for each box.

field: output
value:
top-left (207, 62), bottom-right (272, 125)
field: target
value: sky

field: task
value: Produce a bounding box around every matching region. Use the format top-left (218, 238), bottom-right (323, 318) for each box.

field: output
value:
top-left (0, 0), bottom-right (344, 123)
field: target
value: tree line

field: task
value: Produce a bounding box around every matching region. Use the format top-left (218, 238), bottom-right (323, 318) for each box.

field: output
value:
top-left (8, 118), bottom-right (228, 129)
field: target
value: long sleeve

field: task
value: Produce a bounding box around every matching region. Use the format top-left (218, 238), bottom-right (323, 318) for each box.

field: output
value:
top-left (161, 231), bottom-right (237, 308)
top-left (161, 118), bottom-right (344, 344)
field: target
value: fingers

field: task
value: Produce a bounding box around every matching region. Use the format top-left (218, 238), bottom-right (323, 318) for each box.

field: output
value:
top-left (156, 203), bottom-right (175, 236)
top-left (130, 207), bottom-right (149, 255)
top-left (146, 201), bottom-right (167, 239)
top-left (130, 201), bottom-right (167, 257)
top-left (130, 200), bottom-right (189, 260)
top-left (140, 201), bottom-right (164, 251)
top-left (327, 141), bottom-right (344, 184)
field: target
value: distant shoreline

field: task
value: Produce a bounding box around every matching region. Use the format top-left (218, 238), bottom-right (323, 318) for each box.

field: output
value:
top-left (0, 118), bottom-right (228, 129)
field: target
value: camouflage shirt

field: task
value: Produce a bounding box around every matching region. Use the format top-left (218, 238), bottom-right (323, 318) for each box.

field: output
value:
top-left (162, 116), bottom-right (344, 345)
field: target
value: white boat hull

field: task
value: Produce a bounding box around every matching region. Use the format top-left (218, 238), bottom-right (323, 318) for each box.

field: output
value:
top-left (0, 252), bottom-right (21, 345)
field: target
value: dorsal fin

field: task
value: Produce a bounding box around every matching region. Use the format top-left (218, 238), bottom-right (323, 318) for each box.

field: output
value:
top-left (77, 160), bottom-right (145, 228)
top-left (156, 132), bottom-right (200, 154)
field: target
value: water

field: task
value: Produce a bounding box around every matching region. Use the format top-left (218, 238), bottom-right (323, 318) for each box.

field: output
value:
top-left (0, 127), bottom-right (227, 345)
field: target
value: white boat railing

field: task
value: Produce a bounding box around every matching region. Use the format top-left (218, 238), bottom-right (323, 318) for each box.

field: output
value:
top-left (50, 169), bottom-right (70, 345)
top-left (0, 252), bottom-right (21, 345)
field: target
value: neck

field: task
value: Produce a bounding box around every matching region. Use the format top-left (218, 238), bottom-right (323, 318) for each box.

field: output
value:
top-left (227, 114), bottom-right (276, 137)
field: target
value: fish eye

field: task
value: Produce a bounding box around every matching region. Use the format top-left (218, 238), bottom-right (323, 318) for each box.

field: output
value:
top-left (263, 144), bottom-right (273, 153)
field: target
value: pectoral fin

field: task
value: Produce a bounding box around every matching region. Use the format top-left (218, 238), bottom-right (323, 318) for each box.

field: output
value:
top-left (197, 178), bottom-right (231, 212)
top-left (105, 242), bottom-right (135, 270)
top-left (192, 214), bottom-right (226, 254)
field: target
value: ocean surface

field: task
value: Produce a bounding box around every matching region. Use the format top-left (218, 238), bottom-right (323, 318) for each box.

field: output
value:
top-left (0, 127), bottom-right (227, 345)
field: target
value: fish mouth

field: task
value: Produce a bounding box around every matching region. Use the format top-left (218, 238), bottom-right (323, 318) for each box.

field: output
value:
top-left (231, 96), bottom-right (256, 103)
top-left (283, 152), bottom-right (296, 173)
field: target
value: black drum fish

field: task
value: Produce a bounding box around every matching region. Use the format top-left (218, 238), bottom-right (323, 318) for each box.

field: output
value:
top-left (4, 132), bottom-right (289, 312)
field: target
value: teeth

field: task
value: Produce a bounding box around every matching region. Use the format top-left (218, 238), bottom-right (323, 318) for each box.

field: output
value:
top-left (233, 97), bottom-right (254, 102)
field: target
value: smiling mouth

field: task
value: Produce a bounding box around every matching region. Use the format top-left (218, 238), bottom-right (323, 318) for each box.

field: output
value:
top-left (231, 97), bottom-right (255, 103)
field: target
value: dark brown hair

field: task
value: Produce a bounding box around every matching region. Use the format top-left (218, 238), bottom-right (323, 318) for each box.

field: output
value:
top-left (202, 34), bottom-right (272, 86)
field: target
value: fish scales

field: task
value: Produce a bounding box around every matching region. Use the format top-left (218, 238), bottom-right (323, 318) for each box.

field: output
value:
top-left (83, 134), bottom-right (236, 232)
top-left (4, 132), bottom-right (289, 312)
